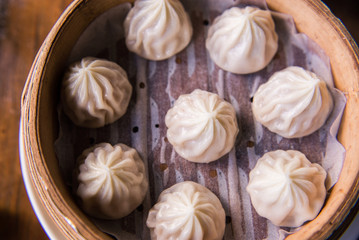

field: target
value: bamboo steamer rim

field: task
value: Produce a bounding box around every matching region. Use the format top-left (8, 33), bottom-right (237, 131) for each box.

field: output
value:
top-left (20, 0), bottom-right (359, 239)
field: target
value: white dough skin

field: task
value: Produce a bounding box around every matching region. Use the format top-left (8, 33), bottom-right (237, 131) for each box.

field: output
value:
top-left (252, 66), bottom-right (333, 138)
top-left (124, 0), bottom-right (193, 60)
top-left (206, 6), bottom-right (278, 74)
top-left (147, 181), bottom-right (226, 240)
top-left (246, 150), bottom-right (327, 227)
top-left (165, 89), bottom-right (239, 163)
top-left (76, 143), bottom-right (148, 219)
top-left (61, 57), bottom-right (132, 128)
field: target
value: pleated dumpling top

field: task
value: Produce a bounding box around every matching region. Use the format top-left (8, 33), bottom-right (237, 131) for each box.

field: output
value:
top-left (246, 150), bottom-right (327, 227)
top-left (147, 181), bottom-right (226, 240)
top-left (252, 66), bottom-right (333, 138)
top-left (61, 57), bottom-right (132, 128)
top-left (76, 143), bottom-right (148, 219)
top-left (165, 89), bottom-right (239, 163)
top-left (206, 6), bottom-right (278, 74)
top-left (124, 0), bottom-right (193, 60)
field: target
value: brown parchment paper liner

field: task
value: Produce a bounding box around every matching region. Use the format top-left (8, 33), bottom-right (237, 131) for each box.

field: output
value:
top-left (54, 1), bottom-right (346, 239)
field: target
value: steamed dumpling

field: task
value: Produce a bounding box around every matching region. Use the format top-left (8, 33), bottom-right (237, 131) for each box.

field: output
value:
top-left (246, 150), bottom-right (327, 227)
top-left (61, 57), bottom-right (132, 128)
top-left (252, 66), bottom-right (333, 138)
top-left (147, 181), bottom-right (226, 240)
top-left (76, 143), bottom-right (148, 219)
top-left (165, 89), bottom-right (239, 163)
top-left (124, 0), bottom-right (193, 60)
top-left (206, 6), bottom-right (278, 74)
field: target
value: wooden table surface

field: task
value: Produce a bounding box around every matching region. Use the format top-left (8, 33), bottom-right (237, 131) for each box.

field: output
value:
top-left (0, 0), bottom-right (357, 239)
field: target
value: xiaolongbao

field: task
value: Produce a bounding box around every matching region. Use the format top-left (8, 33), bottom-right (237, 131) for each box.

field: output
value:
top-left (147, 181), bottom-right (225, 240)
top-left (124, 0), bottom-right (193, 60)
top-left (61, 57), bottom-right (132, 128)
top-left (165, 89), bottom-right (239, 163)
top-left (76, 143), bottom-right (148, 219)
top-left (246, 150), bottom-right (327, 227)
top-left (206, 6), bottom-right (278, 74)
top-left (252, 66), bottom-right (333, 138)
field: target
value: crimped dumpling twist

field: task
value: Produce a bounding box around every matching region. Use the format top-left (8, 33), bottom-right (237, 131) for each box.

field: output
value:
top-left (61, 57), bottom-right (132, 128)
top-left (124, 0), bottom-right (193, 60)
top-left (76, 143), bottom-right (148, 219)
top-left (165, 89), bottom-right (239, 163)
top-left (252, 66), bottom-right (333, 138)
top-left (206, 6), bottom-right (278, 74)
top-left (246, 150), bottom-right (327, 227)
top-left (147, 181), bottom-right (226, 240)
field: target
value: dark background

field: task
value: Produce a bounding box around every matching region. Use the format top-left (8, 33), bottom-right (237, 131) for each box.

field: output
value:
top-left (320, 1), bottom-right (359, 239)
top-left (323, 0), bottom-right (359, 42)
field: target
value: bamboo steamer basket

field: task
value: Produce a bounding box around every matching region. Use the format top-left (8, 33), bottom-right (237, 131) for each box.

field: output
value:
top-left (20, 0), bottom-right (359, 239)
